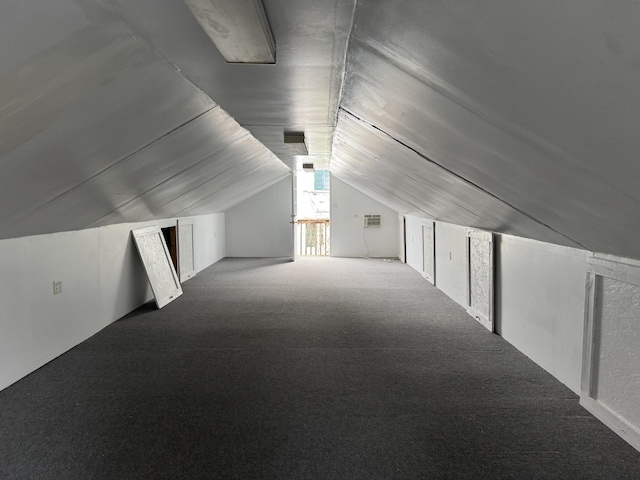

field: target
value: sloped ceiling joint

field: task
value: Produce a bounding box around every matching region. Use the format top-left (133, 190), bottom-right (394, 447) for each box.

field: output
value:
top-left (346, 34), bottom-right (605, 195)
top-left (336, 107), bottom-right (587, 250)
top-left (85, 111), bottom-right (289, 227)
top-left (334, 169), bottom-right (429, 218)
top-left (10, 106), bottom-right (217, 228)
top-left (174, 165), bottom-right (291, 217)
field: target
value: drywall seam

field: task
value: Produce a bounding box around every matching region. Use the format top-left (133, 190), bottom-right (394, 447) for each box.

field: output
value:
top-left (339, 107), bottom-right (586, 250)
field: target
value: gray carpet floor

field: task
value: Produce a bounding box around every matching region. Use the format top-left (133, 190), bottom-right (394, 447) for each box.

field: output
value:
top-left (1, 257), bottom-right (639, 479)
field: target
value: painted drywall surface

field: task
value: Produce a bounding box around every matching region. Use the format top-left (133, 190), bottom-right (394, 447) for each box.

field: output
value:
top-left (0, 229), bottom-right (104, 390)
top-left (496, 235), bottom-right (587, 394)
top-left (405, 217), bottom-right (468, 306)
top-left (99, 221), bottom-right (156, 324)
top-left (194, 213), bottom-right (225, 273)
top-left (330, 177), bottom-right (398, 258)
top-left (0, 216), bottom-right (224, 391)
top-left (404, 217), bottom-right (588, 393)
top-left (225, 176), bottom-right (294, 257)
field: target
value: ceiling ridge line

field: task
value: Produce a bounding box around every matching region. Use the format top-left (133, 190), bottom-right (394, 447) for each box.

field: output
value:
top-left (333, 0), bottom-right (361, 129)
top-left (327, 0), bottom-right (360, 170)
top-left (338, 107), bottom-right (588, 250)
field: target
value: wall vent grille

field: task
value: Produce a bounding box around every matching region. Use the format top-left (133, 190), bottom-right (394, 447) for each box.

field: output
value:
top-left (363, 214), bottom-right (381, 228)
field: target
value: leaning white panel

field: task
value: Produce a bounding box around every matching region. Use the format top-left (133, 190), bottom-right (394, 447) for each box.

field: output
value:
top-left (132, 226), bottom-right (183, 309)
top-left (581, 256), bottom-right (640, 453)
top-left (177, 218), bottom-right (196, 282)
top-left (466, 229), bottom-right (494, 332)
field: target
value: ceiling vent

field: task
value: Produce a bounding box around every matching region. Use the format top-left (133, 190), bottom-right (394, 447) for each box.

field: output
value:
top-left (284, 132), bottom-right (309, 155)
top-left (363, 214), bottom-right (381, 228)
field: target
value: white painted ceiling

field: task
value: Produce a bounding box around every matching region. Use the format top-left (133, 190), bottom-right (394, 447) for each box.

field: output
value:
top-left (2, 0), bottom-right (640, 259)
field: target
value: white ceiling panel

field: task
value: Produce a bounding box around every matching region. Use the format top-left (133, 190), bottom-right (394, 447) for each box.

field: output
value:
top-left (350, 0), bottom-right (640, 195)
top-left (335, 0), bottom-right (640, 258)
top-left (0, 2), bottom-right (216, 237)
top-left (88, 131), bottom-right (289, 227)
top-left (3, 0), bottom-right (640, 261)
top-left (332, 111), bottom-right (582, 249)
top-left (2, 108), bottom-right (290, 238)
top-left (99, 0), bottom-right (357, 168)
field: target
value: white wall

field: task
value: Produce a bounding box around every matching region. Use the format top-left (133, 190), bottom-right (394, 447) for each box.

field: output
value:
top-left (496, 235), bottom-right (587, 394)
top-left (194, 213), bottom-right (225, 273)
top-left (403, 216), bottom-right (587, 394)
top-left (225, 176), bottom-right (294, 257)
top-left (406, 216), bottom-right (468, 306)
top-left (0, 214), bottom-right (225, 391)
top-left (404, 215), bottom-right (426, 272)
top-left (330, 177), bottom-right (398, 258)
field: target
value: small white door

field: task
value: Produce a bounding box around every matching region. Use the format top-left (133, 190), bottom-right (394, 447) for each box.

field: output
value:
top-left (177, 218), bottom-right (196, 282)
top-left (466, 229), bottom-right (494, 332)
top-left (132, 226), bottom-right (183, 309)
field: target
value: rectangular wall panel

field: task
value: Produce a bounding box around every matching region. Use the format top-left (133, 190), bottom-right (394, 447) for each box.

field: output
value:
top-left (582, 256), bottom-right (640, 453)
top-left (467, 229), bottom-right (494, 332)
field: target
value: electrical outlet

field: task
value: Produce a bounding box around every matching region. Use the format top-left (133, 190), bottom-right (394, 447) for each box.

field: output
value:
top-left (53, 281), bottom-right (62, 295)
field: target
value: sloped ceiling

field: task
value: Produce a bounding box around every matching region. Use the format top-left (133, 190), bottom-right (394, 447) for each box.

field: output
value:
top-left (0, 0), bottom-right (353, 240)
top-left (332, 0), bottom-right (640, 259)
top-left (97, 0), bottom-right (356, 170)
top-left (3, 0), bottom-right (640, 259)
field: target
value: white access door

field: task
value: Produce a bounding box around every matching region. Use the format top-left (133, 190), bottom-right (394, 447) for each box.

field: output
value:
top-left (466, 229), bottom-right (494, 332)
top-left (132, 226), bottom-right (183, 309)
top-left (291, 170), bottom-right (298, 261)
top-left (177, 218), bottom-right (196, 282)
top-left (422, 221), bottom-right (435, 284)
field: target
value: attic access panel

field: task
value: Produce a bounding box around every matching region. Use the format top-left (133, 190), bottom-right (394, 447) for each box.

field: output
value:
top-left (177, 218), bottom-right (196, 282)
top-left (466, 229), bottom-right (494, 332)
top-left (581, 256), bottom-right (640, 453)
top-left (132, 226), bottom-right (183, 309)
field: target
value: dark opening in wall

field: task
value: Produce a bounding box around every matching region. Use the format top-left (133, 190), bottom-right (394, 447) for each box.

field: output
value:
top-left (161, 226), bottom-right (178, 271)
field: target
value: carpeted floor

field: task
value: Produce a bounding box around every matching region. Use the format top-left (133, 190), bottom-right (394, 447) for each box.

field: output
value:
top-left (1, 257), bottom-right (639, 479)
